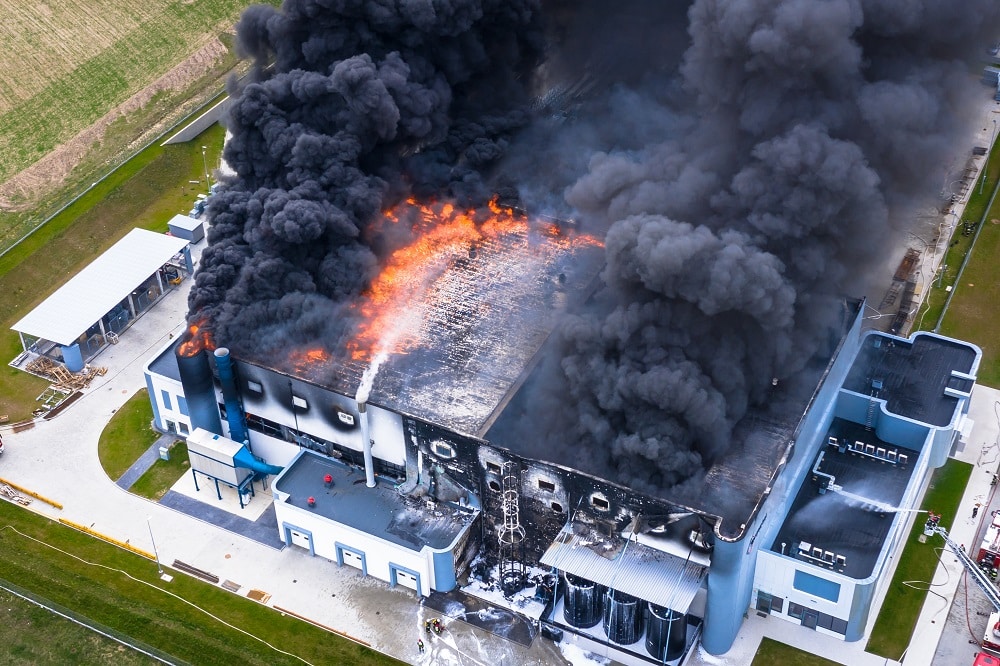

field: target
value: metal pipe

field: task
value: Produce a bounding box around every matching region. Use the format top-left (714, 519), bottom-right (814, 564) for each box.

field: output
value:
top-left (214, 347), bottom-right (247, 444)
top-left (359, 401), bottom-right (375, 488)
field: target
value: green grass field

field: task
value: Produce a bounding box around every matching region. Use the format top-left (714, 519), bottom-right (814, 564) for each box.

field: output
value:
top-left (131, 440), bottom-right (191, 499)
top-left (0, 500), bottom-right (400, 665)
top-left (865, 459), bottom-right (973, 660)
top-left (98, 389), bottom-right (160, 481)
top-left (751, 637), bottom-right (842, 666)
top-left (0, 587), bottom-right (160, 665)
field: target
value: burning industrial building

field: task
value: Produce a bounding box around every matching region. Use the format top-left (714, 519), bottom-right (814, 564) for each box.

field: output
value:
top-left (143, 1), bottom-right (998, 663)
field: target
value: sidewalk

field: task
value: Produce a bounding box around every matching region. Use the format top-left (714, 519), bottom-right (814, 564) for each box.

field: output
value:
top-left (902, 385), bottom-right (1000, 666)
top-left (115, 433), bottom-right (176, 490)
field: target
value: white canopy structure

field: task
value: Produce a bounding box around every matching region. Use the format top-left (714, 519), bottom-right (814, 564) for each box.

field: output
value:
top-left (11, 228), bottom-right (190, 371)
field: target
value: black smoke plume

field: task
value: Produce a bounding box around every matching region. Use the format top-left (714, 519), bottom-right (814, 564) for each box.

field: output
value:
top-left (189, 0), bottom-right (1000, 495)
top-left (189, 0), bottom-right (545, 355)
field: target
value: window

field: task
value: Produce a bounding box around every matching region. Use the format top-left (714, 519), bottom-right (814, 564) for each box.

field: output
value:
top-left (756, 592), bottom-right (784, 615)
top-left (486, 461), bottom-right (501, 474)
top-left (179, 423), bottom-right (189, 435)
top-left (830, 617), bottom-right (848, 635)
top-left (487, 479), bottom-right (501, 492)
top-left (551, 501), bottom-right (564, 513)
top-left (176, 396), bottom-right (188, 416)
top-left (788, 602), bottom-right (804, 619)
top-left (337, 411), bottom-right (355, 426)
top-left (161, 390), bottom-right (172, 410)
top-left (430, 441), bottom-right (456, 459)
top-left (538, 479), bottom-right (556, 492)
top-left (292, 395), bottom-right (308, 410)
top-left (247, 380), bottom-right (263, 394)
top-left (793, 570), bottom-right (841, 602)
top-left (591, 493), bottom-right (609, 511)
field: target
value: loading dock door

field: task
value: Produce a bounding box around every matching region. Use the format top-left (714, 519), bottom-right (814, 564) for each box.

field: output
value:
top-left (343, 549), bottom-right (364, 571)
top-left (289, 529), bottom-right (310, 550)
top-left (395, 569), bottom-right (418, 591)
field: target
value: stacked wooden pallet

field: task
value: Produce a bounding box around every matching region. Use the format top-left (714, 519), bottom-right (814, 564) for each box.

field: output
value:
top-left (24, 357), bottom-right (107, 390)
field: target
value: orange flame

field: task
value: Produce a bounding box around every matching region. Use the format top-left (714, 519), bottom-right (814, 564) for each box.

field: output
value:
top-left (345, 197), bottom-right (601, 364)
top-left (289, 347), bottom-right (330, 374)
top-left (178, 321), bottom-right (214, 357)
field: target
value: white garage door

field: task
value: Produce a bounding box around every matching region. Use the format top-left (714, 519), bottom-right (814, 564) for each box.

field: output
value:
top-left (343, 549), bottom-right (364, 571)
top-left (289, 529), bottom-right (310, 549)
top-left (395, 569), bottom-right (418, 591)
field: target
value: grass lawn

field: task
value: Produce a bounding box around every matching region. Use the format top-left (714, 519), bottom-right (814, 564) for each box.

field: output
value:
top-left (0, 124), bottom-right (227, 422)
top-left (0, 500), bottom-right (400, 665)
top-left (865, 458), bottom-right (974, 660)
top-left (131, 440), bottom-right (191, 500)
top-left (98, 389), bottom-right (160, 481)
top-left (0, 587), bottom-right (160, 664)
top-left (751, 637), bottom-right (842, 666)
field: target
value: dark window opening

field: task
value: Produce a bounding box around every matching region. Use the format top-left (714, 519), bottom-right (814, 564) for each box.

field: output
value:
top-left (538, 479), bottom-right (556, 492)
top-left (591, 494), bottom-right (609, 510)
top-left (551, 501), bottom-right (564, 513)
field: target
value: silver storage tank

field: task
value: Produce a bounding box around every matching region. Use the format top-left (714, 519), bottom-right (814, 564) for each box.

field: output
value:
top-left (645, 603), bottom-right (687, 661)
top-left (562, 573), bottom-right (604, 628)
top-left (603, 589), bottom-right (644, 645)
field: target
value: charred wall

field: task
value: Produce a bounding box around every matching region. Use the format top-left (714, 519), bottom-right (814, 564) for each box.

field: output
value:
top-left (405, 418), bottom-right (717, 568)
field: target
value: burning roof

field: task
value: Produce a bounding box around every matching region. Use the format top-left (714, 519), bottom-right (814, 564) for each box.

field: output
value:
top-left (250, 199), bottom-right (603, 437)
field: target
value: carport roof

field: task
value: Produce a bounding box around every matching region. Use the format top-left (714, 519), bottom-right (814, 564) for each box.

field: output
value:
top-left (11, 229), bottom-right (188, 346)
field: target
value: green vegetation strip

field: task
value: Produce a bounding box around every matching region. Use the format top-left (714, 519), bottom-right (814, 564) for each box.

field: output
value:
top-left (98, 389), bottom-right (160, 481)
top-left (865, 458), bottom-right (973, 660)
top-left (0, 500), bottom-right (400, 666)
top-left (751, 637), bottom-right (842, 666)
top-left (0, 586), bottom-right (160, 665)
top-left (918, 124), bottom-right (1000, 388)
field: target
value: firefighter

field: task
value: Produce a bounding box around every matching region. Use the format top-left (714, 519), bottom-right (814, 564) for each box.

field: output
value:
top-left (417, 638), bottom-right (425, 653)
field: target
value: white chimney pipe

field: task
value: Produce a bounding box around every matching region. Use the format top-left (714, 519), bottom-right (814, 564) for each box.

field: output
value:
top-left (359, 401), bottom-right (375, 488)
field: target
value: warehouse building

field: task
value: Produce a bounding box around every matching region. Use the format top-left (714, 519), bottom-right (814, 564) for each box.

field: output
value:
top-left (143, 222), bottom-right (979, 663)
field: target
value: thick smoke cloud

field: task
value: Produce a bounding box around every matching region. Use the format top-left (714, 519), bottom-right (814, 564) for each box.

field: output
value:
top-left (189, 0), bottom-right (545, 355)
top-left (189, 0), bottom-right (1000, 495)
top-left (492, 0), bottom-right (998, 494)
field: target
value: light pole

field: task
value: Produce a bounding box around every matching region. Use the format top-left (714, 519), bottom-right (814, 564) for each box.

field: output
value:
top-left (981, 119), bottom-right (997, 196)
top-left (201, 145), bottom-right (210, 194)
top-left (147, 516), bottom-right (163, 575)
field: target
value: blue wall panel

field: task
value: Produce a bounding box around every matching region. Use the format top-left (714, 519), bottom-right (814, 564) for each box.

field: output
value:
top-left (702, 307), bottom-right (865, 654)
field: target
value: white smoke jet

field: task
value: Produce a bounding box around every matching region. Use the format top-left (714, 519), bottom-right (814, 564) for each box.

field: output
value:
top-left (356, 350), bottom-right (389, 405)
top-left (828, 486), bottom-right (926, 515)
